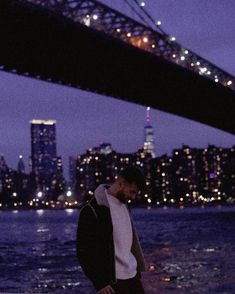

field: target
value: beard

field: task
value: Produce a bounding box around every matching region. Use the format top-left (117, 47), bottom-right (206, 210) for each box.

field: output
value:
top-left (116, 191), bottom-right (127, 204)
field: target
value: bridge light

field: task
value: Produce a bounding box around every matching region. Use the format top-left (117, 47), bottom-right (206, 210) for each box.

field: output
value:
top-left (116, 28), bottom-right (121, 33)
top-left (180, 56), bottom-right (185, 61)
top-left (143, 37), bottom-right (148, 43)
top-left (156, 21), bottom-right (161, 26)
top-left (151, 44), bottom-right (156, 48)
top-left (207, 71), bottom-right (211, 75)
top-left (191, 63), bottom-right (194, 67)
top-left (184, 50), bottom-right (189, 54)
top-left (200, 67), bottom-right (207, 73)
top-left (84, 16), bottom-right (90, 26)
top-left (127, 32), bottom-right (131, 37)
top-left (172, 54), bottom-right (176, 58)
top-left (196, 61), bottom-right (200, 66)
top-left (92, 14), bottom-right (98, 20)
top-left (140, 1), bottom-right (145, 7)
top-left (227, 80), bottom-right (232, 86)
top-left (170, 36), bottom-right (176, 42)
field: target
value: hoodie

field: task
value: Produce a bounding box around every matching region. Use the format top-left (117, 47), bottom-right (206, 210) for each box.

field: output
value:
top-left (76, 184), bottom-right (146, 291)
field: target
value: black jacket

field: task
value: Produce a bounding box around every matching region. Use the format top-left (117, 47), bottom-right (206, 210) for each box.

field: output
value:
top-left (76, 184), bottom-right (146, 292)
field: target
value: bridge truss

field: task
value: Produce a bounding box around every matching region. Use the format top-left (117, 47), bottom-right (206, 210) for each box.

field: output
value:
top-left (26, 0), bottom-right (234, 91)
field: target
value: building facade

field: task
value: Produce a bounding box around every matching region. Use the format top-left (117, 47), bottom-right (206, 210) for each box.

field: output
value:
top-left (30, 120), bottom-right (64, 200)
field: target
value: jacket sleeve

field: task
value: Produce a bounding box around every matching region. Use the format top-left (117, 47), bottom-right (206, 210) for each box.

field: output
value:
top-left (76, 205), bottom-right (111, 291)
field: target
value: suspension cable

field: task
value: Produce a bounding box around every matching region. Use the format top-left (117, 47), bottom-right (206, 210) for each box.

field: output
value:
top-left (120, 0), bottom-right (152, 28)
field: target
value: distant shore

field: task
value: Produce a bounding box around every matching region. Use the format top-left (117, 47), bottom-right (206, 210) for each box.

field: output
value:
top-left (1, 202), bottom-right (234, 211)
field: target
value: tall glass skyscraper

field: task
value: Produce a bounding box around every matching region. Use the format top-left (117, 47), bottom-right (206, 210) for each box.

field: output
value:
top-left (144, 107), bottom-right (156, 158)
top-left (30, 120), bottom-right (59, 182)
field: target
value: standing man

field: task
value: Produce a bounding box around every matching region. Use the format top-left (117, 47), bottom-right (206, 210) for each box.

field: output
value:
top-left (76, 166), bottom-right (146, 293)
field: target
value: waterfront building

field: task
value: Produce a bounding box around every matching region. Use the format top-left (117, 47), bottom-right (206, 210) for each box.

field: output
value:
top-left (152, 155), bottom-right (174, 205)
top-left (171, 145), bottom-right (201, 204)
top-left (220, 146), bottom-right (235, 201)
top-left (0, 155), bottom-right (18, 204)
top-left (30, 120), bottom-right (57, 176)
top-left (200, 145), bottom-right (235, 203)
top-left (199, 145), bottom-right (222, 202)
top-left (73, 143), bottom-right (151, 203)
top-left (29, 119), bottom-right (64, 200)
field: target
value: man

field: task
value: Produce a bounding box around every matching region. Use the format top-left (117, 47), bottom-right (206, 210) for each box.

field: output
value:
top-left (76, 166), bottom-right (146, 294)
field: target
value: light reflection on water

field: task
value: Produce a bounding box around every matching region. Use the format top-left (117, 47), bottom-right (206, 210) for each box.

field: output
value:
top-left (12, 210), bottom-right (19, 214)
top-left (0, 207), bottom-right (234, 293)
top-left (37, 209), bottom-right (44, 216)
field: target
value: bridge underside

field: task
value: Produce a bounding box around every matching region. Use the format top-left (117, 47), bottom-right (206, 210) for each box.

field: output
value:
top-left (1, 0), bottom-right (235, 134)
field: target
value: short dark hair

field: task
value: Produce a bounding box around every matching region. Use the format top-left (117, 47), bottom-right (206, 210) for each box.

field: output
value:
top-left (119, 166), bottom-right (146, 191)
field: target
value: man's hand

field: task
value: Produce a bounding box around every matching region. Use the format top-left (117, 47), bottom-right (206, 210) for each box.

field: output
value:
top-left (97, 284), bottom-right (115, 294)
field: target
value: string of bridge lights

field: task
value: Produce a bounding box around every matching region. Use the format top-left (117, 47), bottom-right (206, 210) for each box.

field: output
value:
top-left (135, 1), bottom-right (233, 87)
top-left (113, 0), bottom-right (233, 88)
top-left (25, 0), bottom-right (234, 89)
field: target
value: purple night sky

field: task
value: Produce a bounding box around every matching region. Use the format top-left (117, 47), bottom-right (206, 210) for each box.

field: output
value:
top-left (0, 0), bottom-right (234, 179)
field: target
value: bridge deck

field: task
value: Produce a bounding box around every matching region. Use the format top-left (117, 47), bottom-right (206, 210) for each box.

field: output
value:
top-left (0, 0), bottom-right (235, 134)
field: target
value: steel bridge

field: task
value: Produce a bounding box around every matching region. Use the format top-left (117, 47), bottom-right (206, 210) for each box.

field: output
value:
top-left (0, 0), bottom-right (235, 134)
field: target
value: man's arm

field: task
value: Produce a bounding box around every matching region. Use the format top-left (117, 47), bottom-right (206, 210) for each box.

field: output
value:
top-left (76, 205), bottom-right (113, 291)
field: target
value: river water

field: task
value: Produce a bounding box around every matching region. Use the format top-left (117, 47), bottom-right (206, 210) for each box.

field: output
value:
top-left (0, 206), bottom-right (235, 293)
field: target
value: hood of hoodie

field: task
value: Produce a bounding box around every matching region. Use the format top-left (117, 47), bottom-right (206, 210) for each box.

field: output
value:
top-left (94, 184), bottom-right (110, 207)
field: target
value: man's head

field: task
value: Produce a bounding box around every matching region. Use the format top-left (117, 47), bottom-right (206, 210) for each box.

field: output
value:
top-left (115, 166), bottom-right (146, 204)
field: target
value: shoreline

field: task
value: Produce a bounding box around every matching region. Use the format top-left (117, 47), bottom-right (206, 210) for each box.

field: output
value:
top-left (0, 203), bottom-right (235, 212)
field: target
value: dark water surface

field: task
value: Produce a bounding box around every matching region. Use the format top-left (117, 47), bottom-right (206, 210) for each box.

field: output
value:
top-left (0, 206), bottom-right (235, 293)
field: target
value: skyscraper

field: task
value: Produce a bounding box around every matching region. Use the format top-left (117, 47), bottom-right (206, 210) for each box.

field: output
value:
top-left (30, 119), bottom-right (57, 176)
top-left (30, 120), bottom-right (64, 196)
top-left (143, 107), bottom-right (156, 158)
top-left (17, 155), bottom-right (25, 174)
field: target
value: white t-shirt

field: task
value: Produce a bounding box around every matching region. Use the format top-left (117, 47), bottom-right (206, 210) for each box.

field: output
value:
top-left (106, 190), bottom-right (137, 279)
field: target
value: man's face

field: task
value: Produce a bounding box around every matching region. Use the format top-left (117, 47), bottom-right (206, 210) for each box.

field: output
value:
top-left (116, 180), bottom-right (139, 204)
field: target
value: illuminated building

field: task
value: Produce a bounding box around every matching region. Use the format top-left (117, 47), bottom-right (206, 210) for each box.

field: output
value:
top-left (172, 145), bottom-right (200, 204)
top-left (17, 155), bottom-right (25, 174)
top-left (0, 155), bottom-right (18, 204)
top-left (200, 145), bottom-right (235, 202)
top-left (0, 154), bottom-right (9, 194)
top-left (30, 120), bottom-right (57, 176)
top-left (143, 107), bottom-right (156, 158)
top-left (73, 143), bottom-right (149, 203)
top-left (30, 120), bottom-right (64, 199)
top-left (221, 146), bottom-right (235, 201)
top-left (152, 155), bottom-right (173, 204)
top-left (71, 140), bottom-right (235, 206)
top-left (100, 142), bottom-right (113, 155)
top-left (0, 154), bottom-right (8, 175)
top-left (69, 156), bottom-right (77, 186)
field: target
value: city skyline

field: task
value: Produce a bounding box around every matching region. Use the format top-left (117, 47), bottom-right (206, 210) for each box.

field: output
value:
top-left (1, 135), bottom-right (234, 209)
top-left (0, 0), bottom-right (234, 179)
top-left (1, 118), bottom-right (234, 182)
top-left (0, 103), bottom-right (234, 179)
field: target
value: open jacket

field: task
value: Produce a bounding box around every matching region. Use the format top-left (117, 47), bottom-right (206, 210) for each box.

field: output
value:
top-left (76, 184), bottom-right (146, 291)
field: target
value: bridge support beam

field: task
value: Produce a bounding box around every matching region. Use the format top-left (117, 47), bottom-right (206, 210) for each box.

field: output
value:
top-left (0, 0), bottom-right (235, 134)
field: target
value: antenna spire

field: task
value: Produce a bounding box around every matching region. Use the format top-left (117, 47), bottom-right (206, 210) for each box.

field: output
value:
top-left (146, 106), bottom-right (151, 125)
